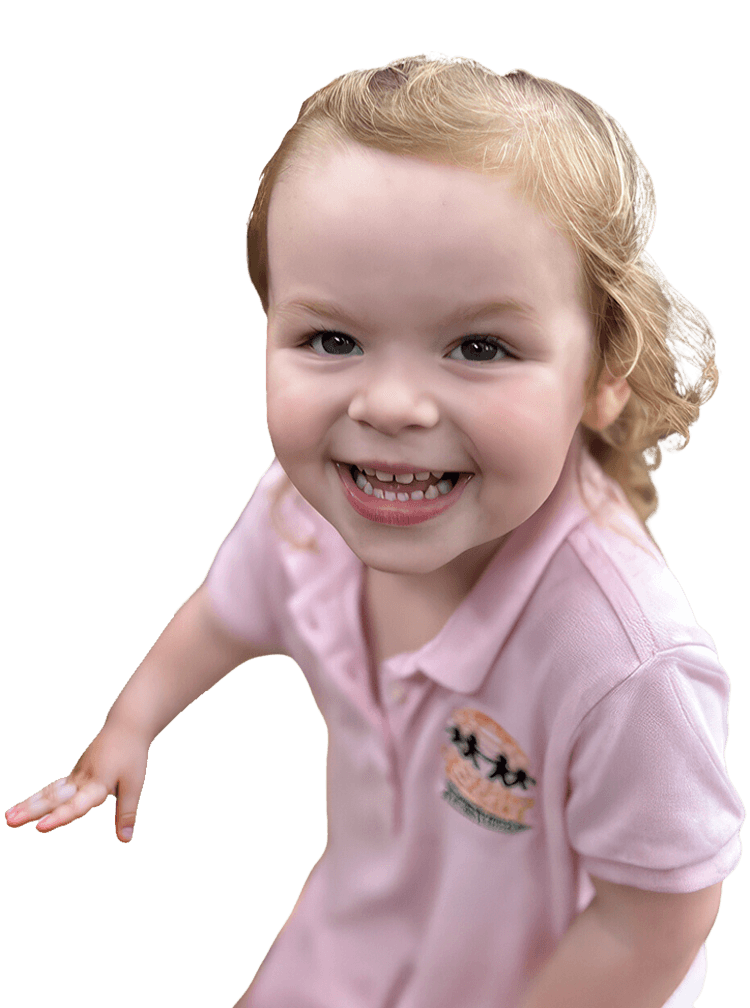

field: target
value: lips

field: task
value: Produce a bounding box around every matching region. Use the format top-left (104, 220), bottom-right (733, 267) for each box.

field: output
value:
top-left (335, 462), bottom-right (473, 526)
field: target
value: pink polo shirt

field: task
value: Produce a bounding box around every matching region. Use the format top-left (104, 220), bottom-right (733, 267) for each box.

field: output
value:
top-left (206, 437), bottom-right (744, 1008)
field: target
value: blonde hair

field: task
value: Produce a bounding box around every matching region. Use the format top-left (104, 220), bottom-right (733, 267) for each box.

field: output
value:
top-left (248, 54), bottom-right (717, 536)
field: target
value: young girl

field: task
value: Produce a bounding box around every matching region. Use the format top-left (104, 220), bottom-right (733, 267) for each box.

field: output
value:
top-left (6, 55), bottom-right (744, 1008)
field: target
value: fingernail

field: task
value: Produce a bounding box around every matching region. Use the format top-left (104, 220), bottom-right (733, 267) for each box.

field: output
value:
top-left (38, 816), bottom-right (49, 827)
top-left (121, 827), bottom-right (133, 841)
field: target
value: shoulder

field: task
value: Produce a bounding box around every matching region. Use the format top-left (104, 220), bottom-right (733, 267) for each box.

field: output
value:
top-left (226, 459), bottom-right (336, 556)
top-left (516, 495), bottom-right (721, 716)
top-left (538, 445), bottom-right (716, 664)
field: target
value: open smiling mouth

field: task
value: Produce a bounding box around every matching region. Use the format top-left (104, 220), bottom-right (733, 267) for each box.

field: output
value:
top-left (335, 463), bottom-right (474, 526)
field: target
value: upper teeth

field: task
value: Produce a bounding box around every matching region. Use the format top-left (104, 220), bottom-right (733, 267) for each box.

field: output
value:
top-left (365, 468), bottom-right (444, 482)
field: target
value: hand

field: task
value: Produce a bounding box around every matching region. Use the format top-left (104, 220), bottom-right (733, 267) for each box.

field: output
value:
top-left (5, 723), bottom-right (150, 843)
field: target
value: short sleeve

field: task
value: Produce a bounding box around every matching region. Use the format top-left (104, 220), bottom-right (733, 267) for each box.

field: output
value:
top-left (566, 645), bottom-right (744, 892)
top-left (204, 460), bottom-right (288, 655)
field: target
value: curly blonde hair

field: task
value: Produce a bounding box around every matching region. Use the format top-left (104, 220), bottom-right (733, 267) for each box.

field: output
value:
top-left (247, 54), bottom-right (717, 533)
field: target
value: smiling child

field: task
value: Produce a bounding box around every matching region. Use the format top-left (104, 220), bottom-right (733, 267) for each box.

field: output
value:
top-left (6, 56), bottom-right (744, 1008)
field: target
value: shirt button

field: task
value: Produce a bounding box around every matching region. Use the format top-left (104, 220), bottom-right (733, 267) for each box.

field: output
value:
top-left (389, 682), bottom-right (407, 704)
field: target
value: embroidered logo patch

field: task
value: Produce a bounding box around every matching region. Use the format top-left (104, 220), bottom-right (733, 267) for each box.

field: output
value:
top-left (441, 707), bottom-right (537, 833)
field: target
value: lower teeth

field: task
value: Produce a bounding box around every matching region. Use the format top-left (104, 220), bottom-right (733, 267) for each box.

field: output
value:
top-left (351, 467), bottom-right (456, 500)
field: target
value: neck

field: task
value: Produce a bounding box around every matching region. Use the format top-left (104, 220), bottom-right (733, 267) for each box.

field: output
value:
top-left (370, 533), bottom-right (510, 606)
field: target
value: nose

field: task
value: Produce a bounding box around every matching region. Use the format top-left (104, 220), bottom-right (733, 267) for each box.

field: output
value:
top-left (347, 367), bottom-right (439, 436)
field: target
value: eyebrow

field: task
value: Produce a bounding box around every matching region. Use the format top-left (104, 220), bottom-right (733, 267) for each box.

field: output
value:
top-left (272, 297), bottom-right (539, 327)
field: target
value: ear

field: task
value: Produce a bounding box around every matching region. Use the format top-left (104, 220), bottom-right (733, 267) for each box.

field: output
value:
top-left (581, 369), bottom-right (631, 432)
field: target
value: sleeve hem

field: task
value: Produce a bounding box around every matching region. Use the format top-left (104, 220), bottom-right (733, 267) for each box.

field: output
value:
top-left (580, 833), bottom-right (742, 893)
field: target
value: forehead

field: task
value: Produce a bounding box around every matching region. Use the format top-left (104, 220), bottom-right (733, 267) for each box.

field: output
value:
top-left (266, 142), bottom-right (586, 318)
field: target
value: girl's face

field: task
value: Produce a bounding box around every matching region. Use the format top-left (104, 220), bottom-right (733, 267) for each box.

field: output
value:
top-left (265, 142), bottom-right (596, 580)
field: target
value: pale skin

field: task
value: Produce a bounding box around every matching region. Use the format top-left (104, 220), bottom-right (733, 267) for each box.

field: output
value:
top-left (263, 141), bottom-right (721, 1007)
top-left (266, 145), bottom-right (610, 586)
top-left (5, 582), bottom-right (261, 841)
top-left (518, 878), bottom-right (721, 1008)
top-left (7, 140), bottom-right (722, 1008)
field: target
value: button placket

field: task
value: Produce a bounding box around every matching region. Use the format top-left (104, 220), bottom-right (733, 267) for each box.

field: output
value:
top-left (389, 681), bottom-right (407, 704)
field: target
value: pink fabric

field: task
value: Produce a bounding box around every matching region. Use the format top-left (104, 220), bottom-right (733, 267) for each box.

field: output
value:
top-left (206, 438), bottom-right (743, 1008)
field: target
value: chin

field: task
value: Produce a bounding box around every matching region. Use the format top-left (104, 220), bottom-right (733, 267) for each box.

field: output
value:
top-left (350, 538), bottom-right (468, 576)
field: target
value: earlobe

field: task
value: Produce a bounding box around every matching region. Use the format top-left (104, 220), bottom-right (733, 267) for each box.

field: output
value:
top-left (582, 372), bottom-right (631, 432)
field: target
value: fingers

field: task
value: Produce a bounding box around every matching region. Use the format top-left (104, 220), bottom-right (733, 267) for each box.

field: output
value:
top-left (114, 774), bottom-right (144, 843)
top-left (5, 778), bottom-right (77, 826)
top-left (6, 728), bottom-right (150, 841)
top-left (5, 776), bottom-right (108, 832)
top-left (36, 779), bottom-right (109, 832)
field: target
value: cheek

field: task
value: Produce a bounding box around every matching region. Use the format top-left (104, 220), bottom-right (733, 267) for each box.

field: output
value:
top-left (267, 351), bottom-right (309, 408)
top-left (463, 377), bottom-right (584, 501)
top-left (266, 367), bottom-right (309, 460)
top-left (266, 354), bottom-right (338, 464)
top-left (468, 376), bottom-right (583, 453)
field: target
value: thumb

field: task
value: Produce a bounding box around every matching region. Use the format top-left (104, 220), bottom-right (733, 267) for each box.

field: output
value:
top-left (114, 774), bottom-right (145, 843)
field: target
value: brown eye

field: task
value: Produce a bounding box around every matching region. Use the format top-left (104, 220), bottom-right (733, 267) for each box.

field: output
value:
top-left (448, 337), bottom-right (511, 363)
top-left (309, 331), bottom-right (364, 356)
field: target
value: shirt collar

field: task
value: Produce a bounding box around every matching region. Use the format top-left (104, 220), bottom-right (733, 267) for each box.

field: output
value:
top-left (275, 432), bottom-right (592, 695)
top-left (408, 433), bottom-right (590, 693)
